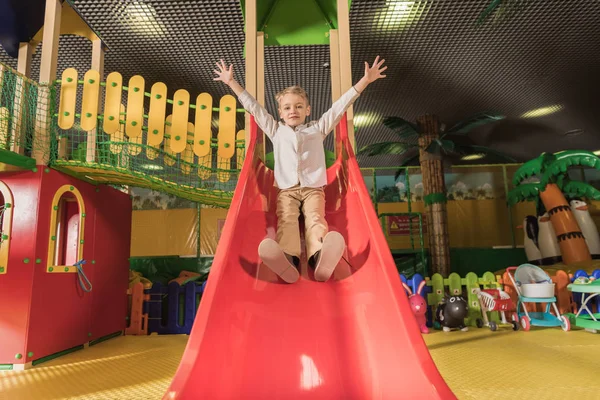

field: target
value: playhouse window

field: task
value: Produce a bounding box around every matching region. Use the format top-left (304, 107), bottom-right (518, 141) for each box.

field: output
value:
top-left (0, 193), bottom-right (5, 239)
top-left (48, 185), bottom-right (85, 271)
top-left (53, 193), bottom-right (80, 266)
top-left (0, 181), bottom-right (14, 275)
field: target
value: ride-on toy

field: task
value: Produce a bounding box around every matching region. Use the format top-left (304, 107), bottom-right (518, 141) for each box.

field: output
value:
top-left (507, 264), bottom-right (570, 331)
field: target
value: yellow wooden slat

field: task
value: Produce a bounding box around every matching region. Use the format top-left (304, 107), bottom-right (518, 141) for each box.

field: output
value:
top-left (217, 156), bottom-right (230, 182)
top-left (217, 95), bottom-right (237, 158)
top-left (164, 114), bottom-right (176, 166)
top-left (197, 155), bottom-right (212, 180)
top-left (58, 68), bottom-right (78, 130)
top-left (110, 103), bottom-right (125, 154)
top-left (103, 71), bottom-right (122, 134)
top-left (128, 132), bottom-right (142, 156)
top-left (146, 147), bottom-right (159, 160)
top-left (170, 89), bottom-right (190, 154)
top-left (194, 93), bottom-right (212, 157)
top-left (125, 75), bottom-right (145, 138)
top-left (182, 122), bottom-right (194, 175)
top-left (236, 130), bottom-right (245, 168)
top-left (80, 70), bottom-right (100, 131)
top-left (148, 82), bottom-right (167, 146)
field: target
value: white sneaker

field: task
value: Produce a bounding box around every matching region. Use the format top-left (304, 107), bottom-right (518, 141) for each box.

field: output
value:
top-left (314, 232), bottom-right (346, 282)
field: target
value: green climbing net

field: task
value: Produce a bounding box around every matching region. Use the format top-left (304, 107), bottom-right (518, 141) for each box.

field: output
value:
top-left (0, 63), bottom-right (53, 168)
top-left (0, 62), bottom-right (246, 207)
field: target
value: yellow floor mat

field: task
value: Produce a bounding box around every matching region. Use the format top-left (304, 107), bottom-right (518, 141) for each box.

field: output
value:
top-left (424, 327), bottom-right (600, 399)
top-left (1, 328), bottom-right (599, 399)
top-left (0, 335), bottom-right (187, 400)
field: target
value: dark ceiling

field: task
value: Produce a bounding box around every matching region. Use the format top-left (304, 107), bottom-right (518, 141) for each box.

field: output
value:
top-left (1, 0), bottom-right (599, 168)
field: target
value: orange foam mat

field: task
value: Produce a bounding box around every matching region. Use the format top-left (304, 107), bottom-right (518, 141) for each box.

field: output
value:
top-left (1, 329), bottom-right (599, 399)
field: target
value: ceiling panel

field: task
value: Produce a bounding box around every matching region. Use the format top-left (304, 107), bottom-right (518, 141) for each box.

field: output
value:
top-left (1, 0), bottom-right (599, 167)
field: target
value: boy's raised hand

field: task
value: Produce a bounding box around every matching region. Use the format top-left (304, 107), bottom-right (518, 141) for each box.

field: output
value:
top-left (364, 56), bottom-right (387, 83)
top-left (213, 59), bottom-right (234, 85)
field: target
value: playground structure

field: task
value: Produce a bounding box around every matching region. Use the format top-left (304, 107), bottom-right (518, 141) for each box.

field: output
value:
top-left (0, 168), bottom-right (131, 369)
top-left (1, 2), bottom-right (452, 395)
top-left (0, 55), bottom-right (250, 369)
top-left (2, 1), bottom-right (598, 399)
top-left (0, 0), bottom-right (252, 371)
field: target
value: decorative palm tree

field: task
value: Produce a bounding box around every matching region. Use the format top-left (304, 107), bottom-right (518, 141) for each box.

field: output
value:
top-left (507, 150), bottom-right (600, 266)
top-left (359, 112), bottom-right (509, 276)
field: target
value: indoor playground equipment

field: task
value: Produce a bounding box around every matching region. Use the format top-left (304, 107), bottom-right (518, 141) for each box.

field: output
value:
top-left (570, 199), bottom-right (600, 258)
top-left (164, 115), bottom-right (454, 399)
top-left (0, 1), bottom-right (456, 397)
top-left (474, 287), bottom-right (519, 331)
top-left (161, 0), bottom-right (455, 397)
top-left (0, 0), bottom-right (246, 370)
top-left (0, 168), bottom-right (132, 369)
top-left (568, 273), bottom-right (600, 333)
top-left (508, 150), bottom-right (600, 267)
top-left (507, 264), bottom-right (571, 331)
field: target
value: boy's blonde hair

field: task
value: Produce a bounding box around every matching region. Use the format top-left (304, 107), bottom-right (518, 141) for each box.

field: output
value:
top-left (275, 85), bottom-right (310, 107)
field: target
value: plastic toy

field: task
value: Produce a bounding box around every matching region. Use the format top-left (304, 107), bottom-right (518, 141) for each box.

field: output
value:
top-left (507, 264), bottom-right (570, 331)
top-left (567, 278), bottom-right (600, 333)
top-left (169, 270), bottom-right (202, 286)
top-left (570, 199), bottom-right (600, 258)
top-left (402, 281), bottom-right (429, 334)
top-left (474, 288), bottom-right (519, 331)
top-left (435, 294), bottom-right (469, 332)
top-left (517, 215), bottom-right (542, 264)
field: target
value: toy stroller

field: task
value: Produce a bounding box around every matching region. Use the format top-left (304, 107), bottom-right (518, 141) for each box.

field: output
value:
top-left (507, 264), bottom-right (571, 331)
top-left (474, 287), bottom-right (519, 331)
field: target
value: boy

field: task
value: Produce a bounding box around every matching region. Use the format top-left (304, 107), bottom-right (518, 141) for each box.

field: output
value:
top-left (214, 56), bottom-right (387, 283)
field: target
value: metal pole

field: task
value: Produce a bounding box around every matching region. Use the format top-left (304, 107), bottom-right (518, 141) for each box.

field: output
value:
top-left (502, 165), bottom-right (516, 248)
top-left (372, 168), bottom-right (378, 216)
top-left (197, 203), bottom-right (202, 259)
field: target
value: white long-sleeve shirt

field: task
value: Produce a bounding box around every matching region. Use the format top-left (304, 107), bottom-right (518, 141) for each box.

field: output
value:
top-left (237, 86), bottom-right (360, 189)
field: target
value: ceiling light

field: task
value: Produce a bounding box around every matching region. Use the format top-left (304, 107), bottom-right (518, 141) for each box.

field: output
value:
top-left (379, 1), bottom-right (424, 29)
top-left (391, 1), bottom-right (415, 14)
top-left (461, 154), bottom-right (485, 161)
top-left (140, 164), bottom-right (163, 171)
top-left (563, 129), bottom-right (584, 137)
top-left (122, 2), bottom-right (166, 37)
top-left (520, 104), bottom-right (563, 118)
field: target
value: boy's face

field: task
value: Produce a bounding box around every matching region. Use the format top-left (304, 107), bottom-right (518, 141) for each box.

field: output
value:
top-left (278, 93), bottom-right (311, 127)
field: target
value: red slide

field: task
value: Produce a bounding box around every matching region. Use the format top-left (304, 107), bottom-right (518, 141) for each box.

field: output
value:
top-left (164, 117), bottom-right (455, 399)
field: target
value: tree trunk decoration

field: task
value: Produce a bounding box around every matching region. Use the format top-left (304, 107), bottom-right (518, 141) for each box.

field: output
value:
top-left (417, 115), bottom-right (451, 276)
top-left (539, 183), bottom-right (591, 265)
top-left (507, 150), bottom-right (600, 268)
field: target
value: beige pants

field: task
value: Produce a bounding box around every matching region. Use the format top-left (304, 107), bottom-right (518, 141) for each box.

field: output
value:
top-left (276, 186), bottom-right (327, 259)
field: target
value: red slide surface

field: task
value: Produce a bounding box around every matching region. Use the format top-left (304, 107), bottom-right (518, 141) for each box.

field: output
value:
top-left (164, 117), bottom-right (455, 399)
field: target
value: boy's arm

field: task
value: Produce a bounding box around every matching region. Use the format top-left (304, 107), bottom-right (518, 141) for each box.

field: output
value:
top-left (317, 56), bottom-right (387, 137)
top-left (214, 60), bottom-right (278, 138)
top-left (316, 86), bottom-right (360, 138)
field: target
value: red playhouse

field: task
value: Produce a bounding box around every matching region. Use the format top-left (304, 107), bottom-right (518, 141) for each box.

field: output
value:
top-left (0, 167), bottom-right (131, 370)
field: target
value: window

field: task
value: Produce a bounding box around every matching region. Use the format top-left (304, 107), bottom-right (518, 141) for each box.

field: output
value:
top-left (47, 185), bottom-right (85, 273)
top-left (0, 181), bottom-right (13, 275)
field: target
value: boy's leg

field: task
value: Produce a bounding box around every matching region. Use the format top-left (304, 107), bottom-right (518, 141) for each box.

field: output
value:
top-left (276, 188), bottom-right (302, 261)
top-left (258, 188), bottom-right (302, 283)
top-left (301, 188), bottom-right (328, 259)
top-left (301, 188), bottom-right (345, 282)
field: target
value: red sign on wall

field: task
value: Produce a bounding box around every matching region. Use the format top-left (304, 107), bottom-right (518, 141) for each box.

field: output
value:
top-left (387, 215), bottom-right (427, 236)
